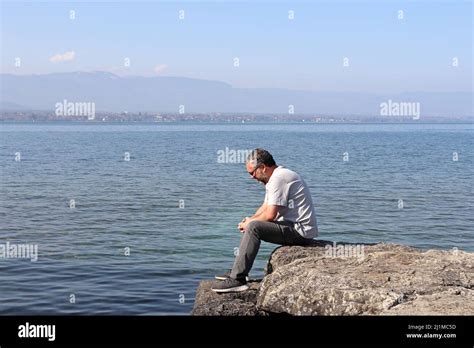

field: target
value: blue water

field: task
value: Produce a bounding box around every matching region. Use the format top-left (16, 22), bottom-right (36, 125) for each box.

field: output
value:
top-left (0, 122), bottom-right (473, 315)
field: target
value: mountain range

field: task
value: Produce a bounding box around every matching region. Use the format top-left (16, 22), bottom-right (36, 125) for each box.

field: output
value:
top-left (1, 72), bottom-right (472, 117)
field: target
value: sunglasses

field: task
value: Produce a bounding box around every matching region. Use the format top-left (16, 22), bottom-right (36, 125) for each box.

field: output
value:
top-left (248, 165), bottom-right (261, 177)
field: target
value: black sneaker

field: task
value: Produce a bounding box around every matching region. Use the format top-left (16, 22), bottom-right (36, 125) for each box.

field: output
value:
top-left (215, 270), bottom-right (249, 281)
top-left (211, 277), bottom-right (249, 293)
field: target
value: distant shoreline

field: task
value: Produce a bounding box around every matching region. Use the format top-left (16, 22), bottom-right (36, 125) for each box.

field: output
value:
top-left (1, 120), bottom-right (472, 125)
top-left (1, 109), bottom-right (472, 124)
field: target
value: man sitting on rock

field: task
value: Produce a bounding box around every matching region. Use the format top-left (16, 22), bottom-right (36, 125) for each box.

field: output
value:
top-left (212, 148), bottom-right (319, 293)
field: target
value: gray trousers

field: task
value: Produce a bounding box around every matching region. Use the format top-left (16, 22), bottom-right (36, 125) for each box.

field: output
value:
top-left (230, 220), bottom-right (313, 280)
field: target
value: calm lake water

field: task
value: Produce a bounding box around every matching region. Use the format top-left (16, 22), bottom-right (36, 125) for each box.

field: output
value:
top-left (0, 122), bottom-right (472, 315)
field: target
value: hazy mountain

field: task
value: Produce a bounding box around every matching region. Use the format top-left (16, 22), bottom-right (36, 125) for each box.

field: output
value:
top-left (1, 72), bottom-right (472, 116)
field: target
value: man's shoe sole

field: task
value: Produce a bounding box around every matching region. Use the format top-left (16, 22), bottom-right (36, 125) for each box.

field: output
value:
top-left (211, 284), bottom-right (249, 293)
top-left (215, 275), bottom-right (249, 281)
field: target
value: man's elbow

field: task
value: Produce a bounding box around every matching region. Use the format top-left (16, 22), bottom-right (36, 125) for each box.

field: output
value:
top-left (262, 214), bottom-right (275, 222)
top-left (264, 208), bottom-right (279, 221)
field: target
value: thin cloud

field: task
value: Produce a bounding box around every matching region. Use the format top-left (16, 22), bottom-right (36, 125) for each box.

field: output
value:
top-left (49, 51), bottom-right (75, 63)
top-left (153, 64), bottom-right (168, 75)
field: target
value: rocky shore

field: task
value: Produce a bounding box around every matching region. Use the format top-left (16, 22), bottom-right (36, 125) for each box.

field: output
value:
top-left (192, 241), bottom-right (473, 315)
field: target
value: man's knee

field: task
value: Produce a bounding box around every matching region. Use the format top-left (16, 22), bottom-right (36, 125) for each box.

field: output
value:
top-left (245, 220), bottom-right (263, 234)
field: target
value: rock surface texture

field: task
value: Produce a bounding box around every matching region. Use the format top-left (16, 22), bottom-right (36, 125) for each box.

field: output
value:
top-left (192, 241), bottom-right (473, 315)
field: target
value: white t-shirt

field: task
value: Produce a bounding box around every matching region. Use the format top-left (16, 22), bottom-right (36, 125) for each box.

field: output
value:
top-left (264, 166), bottom-right (319, 238)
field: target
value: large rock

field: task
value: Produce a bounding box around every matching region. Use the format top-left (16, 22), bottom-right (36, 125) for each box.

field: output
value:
top-left (192, 242), bottom-right (473, 315)
top-left (191, 279), bottom-right (266, 316)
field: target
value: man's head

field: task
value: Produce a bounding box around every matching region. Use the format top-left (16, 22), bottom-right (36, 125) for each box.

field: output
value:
top-left (245, 148), bottom-right (277, 184)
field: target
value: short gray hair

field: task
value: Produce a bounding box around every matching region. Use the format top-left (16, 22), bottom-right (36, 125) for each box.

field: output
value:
top-left (246, 148), bottom-right (276, 168)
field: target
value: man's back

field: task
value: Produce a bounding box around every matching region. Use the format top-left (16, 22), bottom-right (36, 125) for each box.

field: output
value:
top-left (265, 166), bottom-right (319, 238)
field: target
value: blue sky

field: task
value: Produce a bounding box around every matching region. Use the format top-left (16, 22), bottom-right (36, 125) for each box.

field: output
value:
top-left (1, 0), bottom-right (472, 93)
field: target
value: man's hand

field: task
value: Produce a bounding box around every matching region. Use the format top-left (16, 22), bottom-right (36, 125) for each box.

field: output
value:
top-left (238, 217), bottom-right (249, 232)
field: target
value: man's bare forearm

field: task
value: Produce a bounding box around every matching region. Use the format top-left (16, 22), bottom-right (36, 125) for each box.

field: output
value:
top-left (248, 211), bottom-right (274, 222)
top-left (247, 204), bottom-right (278, 223)
top-left (239, 203), bottom-right (279, 231)
top-left (249, 202), bottom-right (267, 219)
